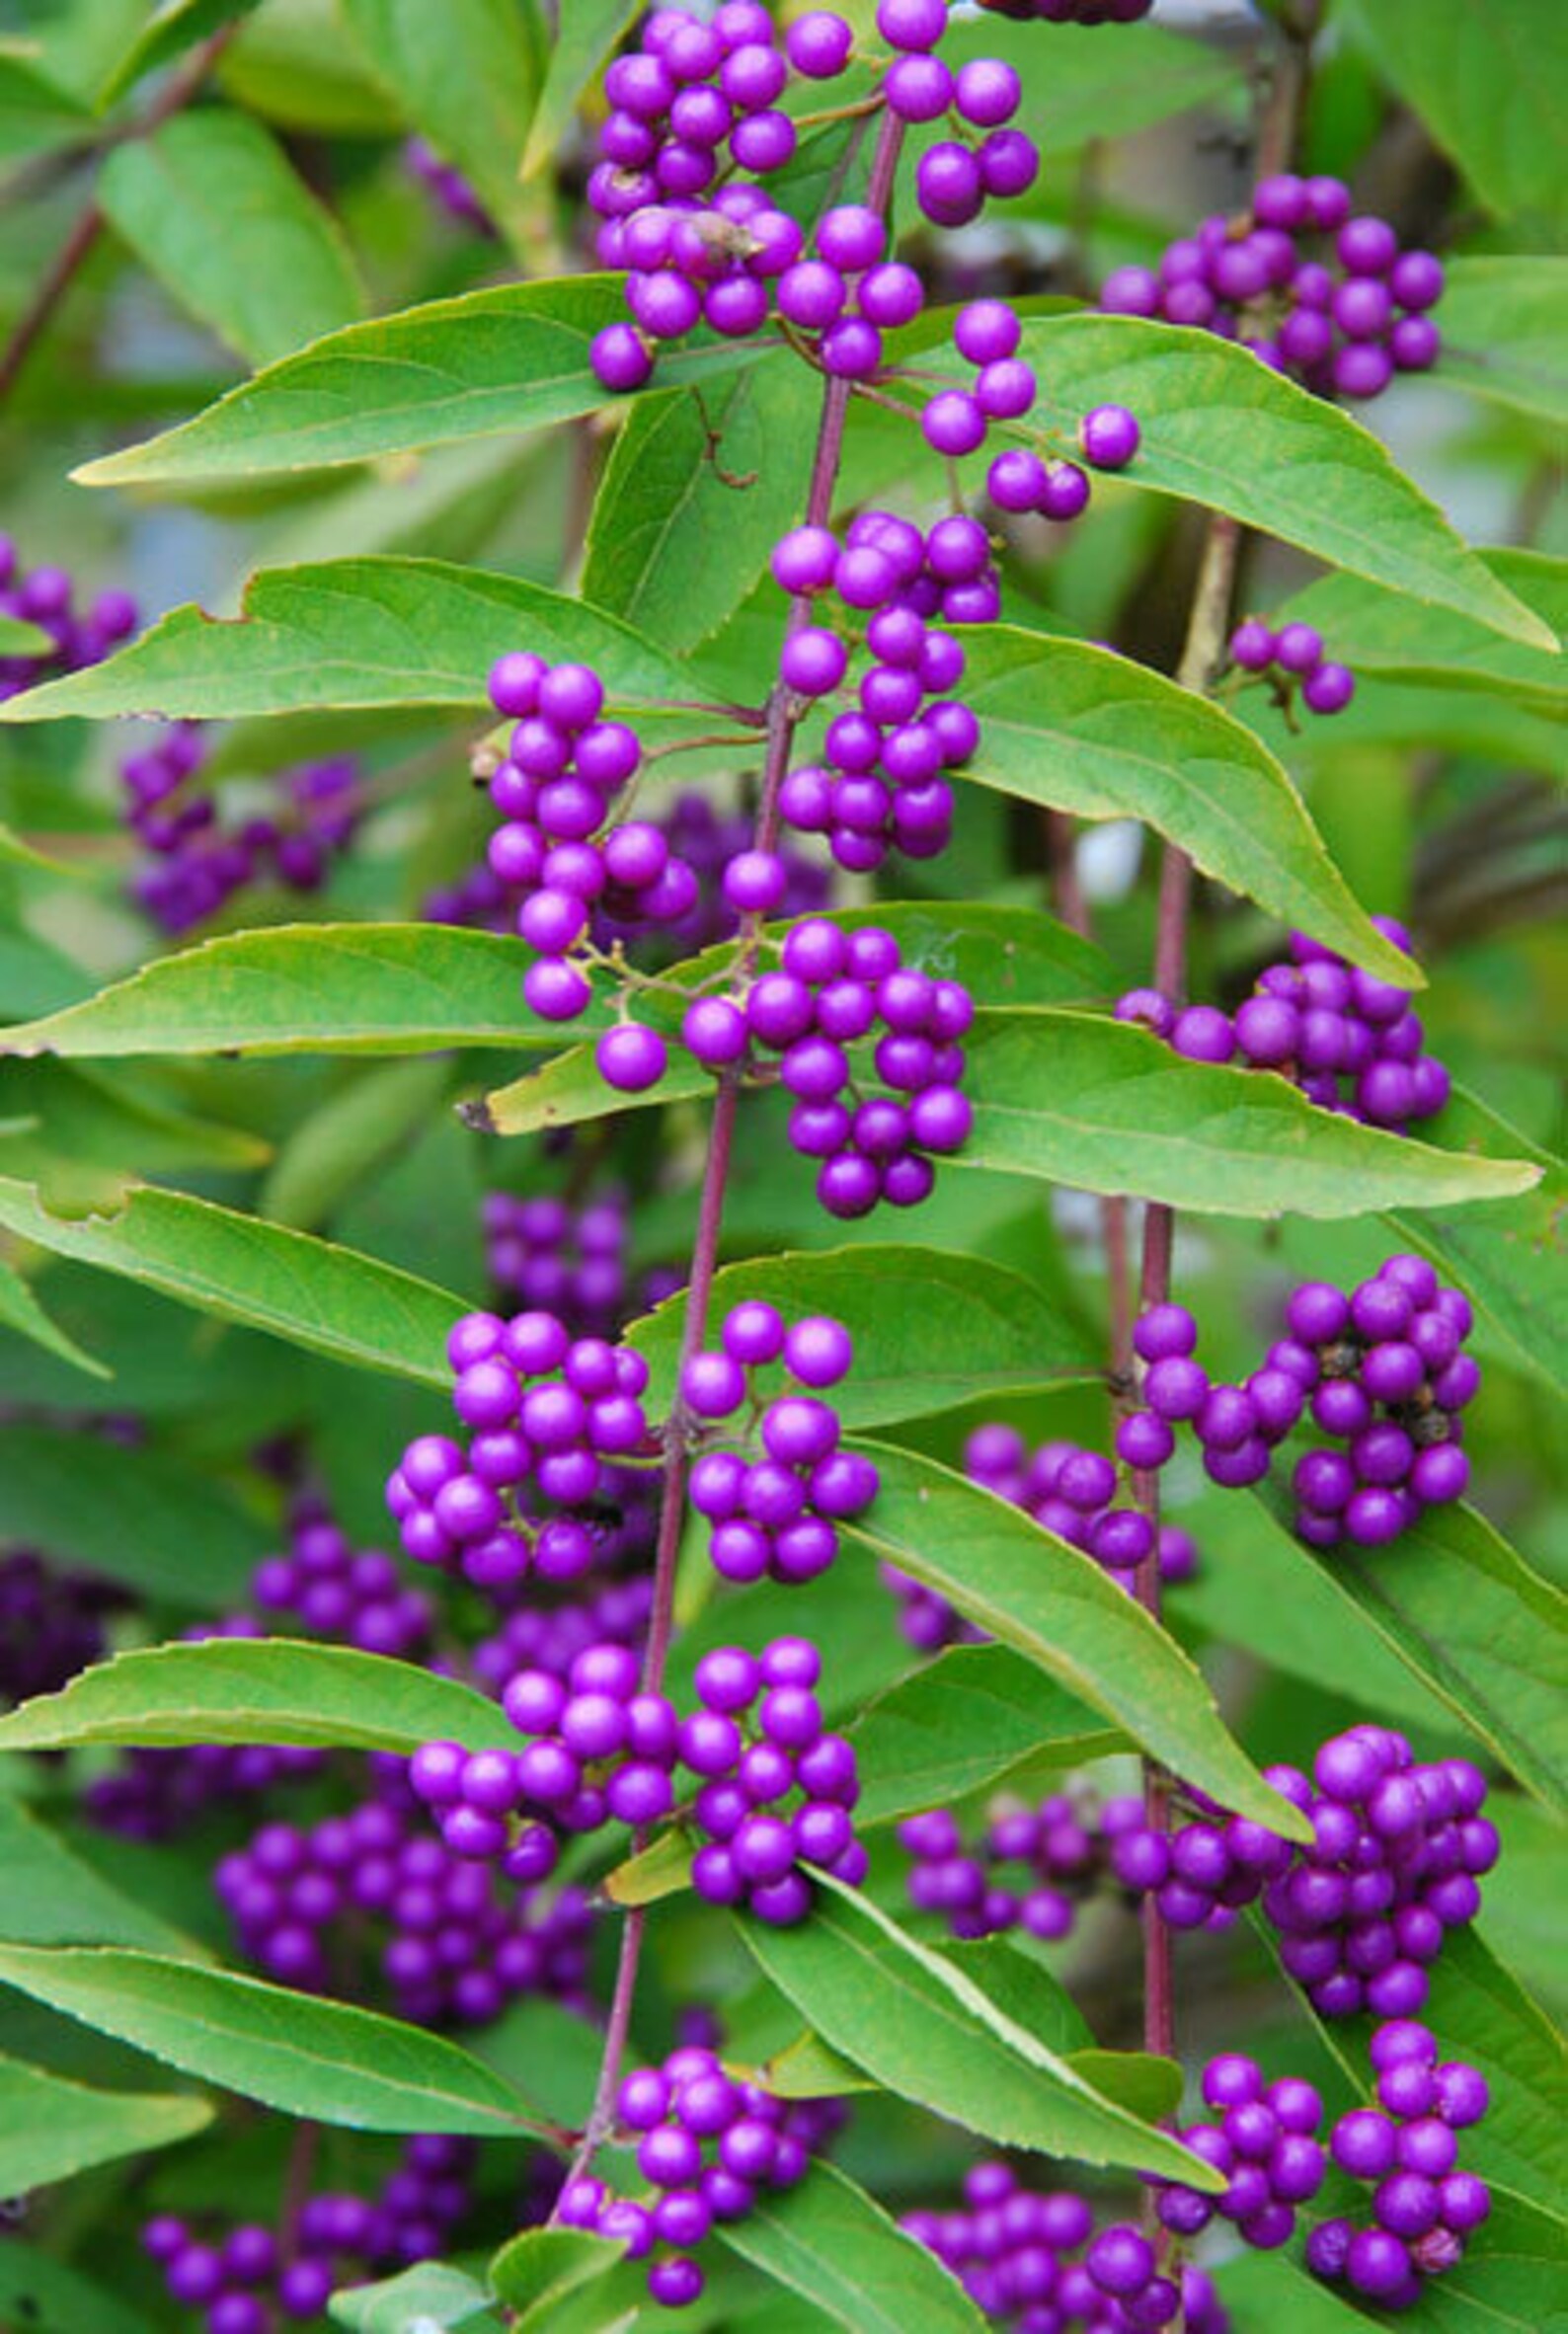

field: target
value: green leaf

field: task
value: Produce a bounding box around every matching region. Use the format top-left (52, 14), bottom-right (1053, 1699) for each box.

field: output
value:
top-left (99, 109), bottom-right (364, 367)
top-left (0, 1177), bottom-right (467, 1386)
top-left (1385, 1088), bottom-right (1568, 1401)
top-left (490, 2230), bottom-right (625, 2319)
top-left (0, 1059), bottom-right (272, 1203)
top-left (956, 1010), bottom-right (1539, 1219)
top-left (0, 1799), bottom-right (200, 1955)
top-left (628, 1245), bottom-right (1099, 1431)
top-left (1346, 0), bottom-right (1568, 234)
top-left (848, 1644), bottom-right (1122, 1827)
top-left (1221, 2214), bottom-right (1568, 2334)
top-left (0, 612), bottom-right (53, 655)
top-left (0, 558), bottom-right (693, 726)
top-left (0, 50), bottom-right (92, 165)
top-left (93, 0), bottom-right (265, 107)
top-left (715, 2158), bottom-right (986, 2334)
top-left (521, 0), bottom-right (641, 176)
top-left (1277, 551), bottom-right (1568, 712)
top-left (1253, 1487), bottom-right (1568, 1817)
top-left (341, 0), bottom-right (544, 251)
top-left (942, 13), bottom-right (1234, 150)
top-left (0, 2051), bottom-right (212, 2195)
top-left (0, 2241), bottom-right (157, 2334)
top-left (1436, 259), bottom-right (1568, 427)
top-left (477, 901), bottom-right (1110, 1137)
top-left (0, 1638), bottom-right (518, 1757)
top-left (0, 1252), bottom-right (108, 1377)
top-left (585, 357), bottom-right (826, 657)
top-left (0, 1945), bottom-right (540, 2134)
top-left (603, 1828), bottom-right (694, 1909)
top-left (1, 924), bottom-right (541, 1061)
top-left (70, 280), bottom-right (765, 490)
top-left (742, 1879), bottom-right (1218, 2187)
top-left (263, 1058), bottom-right (454, 1231)
top-left (959, 315), bottom-right (1556, 649)
top-left (841, 1443), bottom-right (1307, 1838)
top-left (961, 629), bottom-right (1418, 980)
top-left (330, 2262), bottom-right (504, 2332)
top-left (218, 0), bottom-right (403, 134)
top-left (0, 1423), bottom-right (266, 1607)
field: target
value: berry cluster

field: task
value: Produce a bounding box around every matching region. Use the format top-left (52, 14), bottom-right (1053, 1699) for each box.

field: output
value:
top-left (1226, 614), bottom-right (1355, 717)
top-left (1118, 916), bottom-right (1451, 1136)
top-left (771, 508), bottom-right (989, 876)
top-left (0, 535), bottom-right (136, 700)
top-left (680, 917), bottom-right (976, 1217)
top-left (1105, 1258), bottom-right (1475, 1544)
top-left (482, 656), bottom-right (698, 1013)
top-left (215, 1797), bottom-right (594, 2024)
top-left (1284, 1261), bottom-right (1475, 1544)
top-left (142, 2135), bottom-right (477, 2331)
top-left (250, 1495), bottom-right (433, 1661)
top-left (483, 1187), bottom-right (646, 1340)
top-left (1310, 2023), bottom-right (1491, 2310)
top-left (1147, 2054), bottom-right (1327, 2252)
top-left (899, 1788), bottom-right (1143, 1944)
top-left (1111, 1724), bottom-right (1495, 2017)
top-left (426, 787), bottom-right (828, 948)
top-left (1101, 172), bottom-right (1444, 401)
top-left (0, 1547), bottom-right (127, 1709)
top-left (558, 2044), bottom-right (846, 2308)
top-left (385, 1308), bottom-right (657, 1592)
top-left (684, 1303), bottom-right (879, 1585)
top-left (120, 726), bottom-right (361, 934)
top-left (684, 1637), bottom-right (866, 1921)
top-left (403, 135), bottom-right (493, 233)
top-left (587, 4), bottom-right (1041, 397)
top-left (928, 298), bottom-right (1140, 520)
top-left (903, 2164), bottom-right (1229, 2331)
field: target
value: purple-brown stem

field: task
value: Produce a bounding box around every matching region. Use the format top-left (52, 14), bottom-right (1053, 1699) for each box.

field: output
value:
top-left (556, 105), bottom-right (905, 2200)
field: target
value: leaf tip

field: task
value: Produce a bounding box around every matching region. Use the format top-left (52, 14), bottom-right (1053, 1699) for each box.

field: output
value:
top-left (457, 1095), bottom-right (499, 1135)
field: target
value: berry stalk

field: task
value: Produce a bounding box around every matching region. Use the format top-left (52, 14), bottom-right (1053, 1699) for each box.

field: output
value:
top-left (560, 101), bottom-right (906, 2198)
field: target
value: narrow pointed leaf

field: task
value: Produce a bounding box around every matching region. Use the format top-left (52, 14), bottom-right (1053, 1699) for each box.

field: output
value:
top-left (0, 1177), bottom-right (466, 1385)
top-left (0, 1945), bottom-right (540, 2133)
top-left (847, 1644), bottom-right (1122, 1827)
top-left (99, 110), bottom-right (363, 366)
top-left (0, 1423), bottom-right (266, 1607)
top-left (742, 1879), bottom-right (1219, 2187)
top-left (841, 1443), bottom-right (1307, 1839)
top-left (0, 2053), bottom-right (212, 2195)
top-left (0, 925), bottom-right (539, 1060)
top-left (961, 629), bottom-right (1419, 981)
top-left (0, 1639), bottom-right (518, 1757)
top-left (341, 0), bottom-right (545, 252)
top-left (956, 1011), bottom-right (1538, 1218)
top-left (714, 2158), bottom-right (986, 2334)
top-left (1434, 258), bottom-right (1568, 426)
top-left (1252, 1487), bottom-right (1568, 1816)
top-left (951, 315), bottom-right (1555, 648)
top-left (0, 558), bottom-right (693, 727)
top-left (1279, 551), bottom-right (1568, 710)
top-left (94, 0), bottom-right (266, 107)
top-left (69, 280), bottom-right (765, 490)
top-left (629, 1246), bottom-right (1099, 1428)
